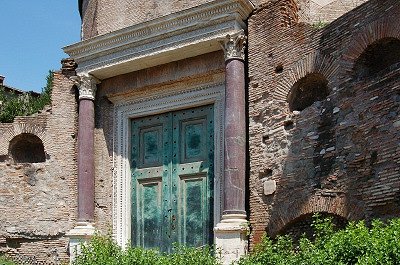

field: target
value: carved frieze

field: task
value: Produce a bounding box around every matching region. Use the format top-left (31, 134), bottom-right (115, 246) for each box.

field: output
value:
top-left (64, 0), bottom-right (254, 79)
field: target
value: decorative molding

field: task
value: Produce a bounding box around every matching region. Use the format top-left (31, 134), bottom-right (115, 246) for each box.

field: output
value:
top-left (112, 79), bottom-right (225, 247)
top-left (70, 74), bottom-right (101, 100)
top-left (64, 0), bottom-right (254, 79)
top-left (220, 30), bottom-right (247, 61)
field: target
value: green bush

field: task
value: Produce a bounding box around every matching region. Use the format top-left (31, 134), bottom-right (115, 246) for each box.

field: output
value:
top-left (238, 215), bottom-right (400, 265)
top-left (72, 216), bottom-right (400, 265)
top-left (0, 71), bottom-right (53, 123)
top-left (73, 234), bottom-right (220, 265)
top-left (0, 255), bottom-right (18, 265)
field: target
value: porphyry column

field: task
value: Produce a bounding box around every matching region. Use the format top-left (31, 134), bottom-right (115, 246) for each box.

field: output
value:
top-left (215, 30), bottom-right (248, 265)
top-left (67, 74), bottom-right (100, 262)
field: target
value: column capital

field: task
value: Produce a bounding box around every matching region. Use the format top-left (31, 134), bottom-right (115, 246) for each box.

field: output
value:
top-left (71, 74), bottom-right (101, 100)
top-left (220, 30), bottom-right (247, 62)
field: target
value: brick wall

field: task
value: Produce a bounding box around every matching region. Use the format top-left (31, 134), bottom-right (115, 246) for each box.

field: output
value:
top-left (0, 61), bottom-right (78, 263)
top-left (297, 0), bottom-right (368, 24)
top-left (278, 212), bottom-right (348, 242)
top-left (248, 0), bottom-right (400, 247)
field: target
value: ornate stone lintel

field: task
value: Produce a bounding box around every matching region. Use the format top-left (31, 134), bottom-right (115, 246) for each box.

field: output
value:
top-left (220, 30), bottom-right (247, 61)
top-left (70, 74), bottom-right (101, 100)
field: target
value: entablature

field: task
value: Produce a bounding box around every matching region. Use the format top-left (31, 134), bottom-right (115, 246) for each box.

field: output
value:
top-left (64, 0), bottom-right (253, 79)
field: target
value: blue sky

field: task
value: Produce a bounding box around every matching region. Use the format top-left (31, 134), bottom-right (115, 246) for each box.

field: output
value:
top-left (0, 1), bottom-right (81, 92)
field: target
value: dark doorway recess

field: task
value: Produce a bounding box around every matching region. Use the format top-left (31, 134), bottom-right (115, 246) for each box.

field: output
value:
top-left (287, 73), bottom-right (329, 111)
top-left (354, 37), bottom-right (400, 78)
top-left (9, 133), bottom-right (46, 163)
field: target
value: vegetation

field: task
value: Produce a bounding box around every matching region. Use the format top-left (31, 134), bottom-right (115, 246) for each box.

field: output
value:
top-left (238, 215), bottom-right (400, 265)
top-left (312, 20), bottom-right (329, 30)
top-left (73, 216), bottom-right (400, 265)
top-left (73, 234), bottom-right (220, 265)
top-left (0, 71), bottom-right (54, 123)
top-left (0, 255), bottom-right (17, 265)
top-left (0, 215), bottom-right (395, 264)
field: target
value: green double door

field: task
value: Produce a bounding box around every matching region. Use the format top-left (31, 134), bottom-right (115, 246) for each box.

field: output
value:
top-left (131, 105), bottom-right (214, 252)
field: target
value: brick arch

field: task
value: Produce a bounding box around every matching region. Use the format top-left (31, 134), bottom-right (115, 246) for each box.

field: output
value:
top-left (9, 133), bottom-right (46, 163)
top-left (278, 212), bottom-right (348, 241)
top-left (274, 51), bottom-right (339, 104)
top-left (279, 0), bottom-right (299, 27)
top-left (341, 15), bottom-right (400, 78)
top-left (0, 122), bottom-right (48, 156)
top-left (267, 195), bottom-right (364, 237)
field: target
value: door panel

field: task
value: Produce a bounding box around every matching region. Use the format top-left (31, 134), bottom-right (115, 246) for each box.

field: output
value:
top-left (131, 105), bottom-right (214, 251)
top-left (138, 179), bottom-right (162, 249)
top-left (140, 126), bottom-right (163, 166)
top-left (131, 113), bottom-right (172, 250)
top-left (181, 119), bottom-right (207, 161)
top-left (173, 105), bottom-right (214, 248)
top-left (180, 174), bottom-right (207, 246)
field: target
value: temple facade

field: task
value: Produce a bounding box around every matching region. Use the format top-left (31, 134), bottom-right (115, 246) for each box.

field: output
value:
top-left (0, 0), bottom-right (399, 264)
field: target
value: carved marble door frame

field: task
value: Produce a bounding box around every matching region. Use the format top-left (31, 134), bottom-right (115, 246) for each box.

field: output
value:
top-left (112, 78), bottom-right (225, 247)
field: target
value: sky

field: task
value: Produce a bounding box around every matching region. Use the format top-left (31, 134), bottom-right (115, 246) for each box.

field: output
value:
top-left (0, 1), bottom-right (81, 92)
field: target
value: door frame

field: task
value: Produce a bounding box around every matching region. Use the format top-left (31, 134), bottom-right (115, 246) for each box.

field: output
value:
top-left (112, 76), bottom-right (225, 247)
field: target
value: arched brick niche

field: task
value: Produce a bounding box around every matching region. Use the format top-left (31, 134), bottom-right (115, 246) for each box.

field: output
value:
top-left (353, 37), bottom-right (400, 79)
top-left (9, 133), bottom-right (46, 163)
top-left (277, 212), bottom-right (348, 242)
top-left (287, 73), bottom-right (329, 111)
top-left (275, 51), bottom-right (338, 111)
top-left (342, 15), bottom-right (400, 79)
top-left (0, 122), bottom-right (47, 156)
top-left (267, 195), bottom-right (364, 237)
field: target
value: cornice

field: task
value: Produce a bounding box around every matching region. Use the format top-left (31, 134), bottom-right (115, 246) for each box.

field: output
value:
top-left (64, 0), bottom-right (254, 79)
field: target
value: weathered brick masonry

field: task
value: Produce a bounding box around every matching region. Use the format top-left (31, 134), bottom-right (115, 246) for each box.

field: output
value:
top-left (0, 61), bottom-right (78, 263)
top-left (248, 0), bottom-right (400, 246)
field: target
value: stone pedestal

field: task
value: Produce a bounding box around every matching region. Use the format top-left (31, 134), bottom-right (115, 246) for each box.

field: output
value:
top-left (67, 222), bottom-right (96, 262)
top-left (215, 214), bottom-right (248, 265)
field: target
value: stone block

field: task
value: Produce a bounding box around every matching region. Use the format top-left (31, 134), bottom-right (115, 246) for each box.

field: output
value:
top-left (263, 180), bottom-right (276, 195)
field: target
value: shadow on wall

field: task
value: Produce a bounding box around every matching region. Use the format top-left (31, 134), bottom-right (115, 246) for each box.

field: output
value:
top-left (263, 0), bottom-right (400, 238)
top-left (353, 37), bottom-right (400, 80)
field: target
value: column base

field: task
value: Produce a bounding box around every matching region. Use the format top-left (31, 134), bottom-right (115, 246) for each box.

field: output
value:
top-left (214, 214), bottom-right (248, 265)
top-left (66, 222), bottom-right (95, 263)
